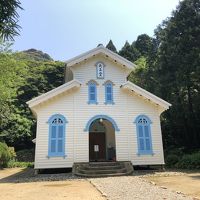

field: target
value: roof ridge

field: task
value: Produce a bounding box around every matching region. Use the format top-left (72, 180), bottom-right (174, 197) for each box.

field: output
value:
top-left (65, 45), bottom-right (136, 70)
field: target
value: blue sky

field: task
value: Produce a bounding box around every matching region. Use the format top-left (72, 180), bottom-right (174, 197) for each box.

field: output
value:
top-left (13, 0), bottom-right (180, 61)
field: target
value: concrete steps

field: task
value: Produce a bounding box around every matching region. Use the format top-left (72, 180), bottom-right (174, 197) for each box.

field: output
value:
top-left (73, 161), bottom-right (133, 177)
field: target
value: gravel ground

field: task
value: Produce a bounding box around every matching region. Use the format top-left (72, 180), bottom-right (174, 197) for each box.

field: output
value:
top-left (133, 170), bottom-right (187, 177)
top-left (89, 175), bottom-right (194, 200)
top-left (13, 172), bottom-right (82, 183)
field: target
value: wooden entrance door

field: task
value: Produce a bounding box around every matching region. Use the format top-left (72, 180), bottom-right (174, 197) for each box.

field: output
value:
top-left (89, 132), bottom-right (106, 161)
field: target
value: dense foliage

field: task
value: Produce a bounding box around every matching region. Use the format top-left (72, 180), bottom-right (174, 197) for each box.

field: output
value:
top-left (119, 41), bottom-right (141, 62)
top-left (165, 149), bottom-right (200, 169)
top-left (154, 0), bottom-right (200, 151)
top-left (106, 40), bottom-right (117, 53)
top-left (0, 142), bottom-right (16, 167)
top-left (0, 0), bottom-right (22, 41)
top-left (16, 149), bottom-right (34, 162)
top-left (0, 49), bottom-right (65, 150)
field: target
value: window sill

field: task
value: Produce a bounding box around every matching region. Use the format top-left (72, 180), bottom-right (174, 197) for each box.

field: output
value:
top-left (47, 154), bottom-right (67, 159)
top-left (137, 151), bottom-right (154, 156)
top-left (104, 101), bottom-right (115, 105)
top-left (87, 101), bottom-right (98, 105)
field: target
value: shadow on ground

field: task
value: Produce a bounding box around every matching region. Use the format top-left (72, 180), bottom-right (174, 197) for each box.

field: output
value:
top-left (188, 175), bottom-right (200, 180)
top-left (0, 168), bottom-right (82, 183)
top-left (2, 167), bottom-right (200, 184)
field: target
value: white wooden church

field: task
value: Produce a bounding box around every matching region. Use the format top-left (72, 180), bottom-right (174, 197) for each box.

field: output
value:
top-left (27, 45), bottom-right (171, 174)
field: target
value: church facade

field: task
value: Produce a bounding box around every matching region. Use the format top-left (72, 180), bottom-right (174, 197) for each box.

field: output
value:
top-left (27, 45), bottom-right (171, 170)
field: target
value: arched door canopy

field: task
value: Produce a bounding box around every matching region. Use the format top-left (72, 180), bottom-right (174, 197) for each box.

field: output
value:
top-left (84, 115), bottom-right (120, 132)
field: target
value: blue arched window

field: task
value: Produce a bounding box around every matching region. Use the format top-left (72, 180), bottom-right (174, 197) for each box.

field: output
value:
top-left (135, 115), bottom-right (153, 155)
top-left (88, 80), bottom-right (98, 104)
top-left (48, 114), bottom-right (67, 157)
top-left (104, 81), bottom-right (114, 104)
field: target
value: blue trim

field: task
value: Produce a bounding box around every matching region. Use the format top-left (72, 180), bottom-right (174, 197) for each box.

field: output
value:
top-left (48, 114), bottom-right (68, 123)
top-left (134, 114), bottom-right (152, 124)
top-left (48, 114), bottom-right (68, 157)
top-left (88, 81), bottom-right (98, 104)
top-left (134, 115), bottom-right (153, 155)
top-left (84, 115), bottom-right (120, 131)
top-left (105, 82), bottom-right (114, 104)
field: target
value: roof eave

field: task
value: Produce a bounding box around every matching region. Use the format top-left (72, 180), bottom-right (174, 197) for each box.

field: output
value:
top-left (26, 79), bottom-right (82, 108)
top-left (121, 81), bottom-right (171, 110)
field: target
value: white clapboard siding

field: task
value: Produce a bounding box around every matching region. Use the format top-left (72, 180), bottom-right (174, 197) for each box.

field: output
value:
top-left (33, 54), bottom-right (165, 169)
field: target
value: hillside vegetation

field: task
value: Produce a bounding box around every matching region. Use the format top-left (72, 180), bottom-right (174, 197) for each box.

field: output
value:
top-left (0, 49), bottom-right (65, 150)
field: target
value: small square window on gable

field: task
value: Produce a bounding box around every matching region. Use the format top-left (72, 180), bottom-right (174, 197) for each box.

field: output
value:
top-left (96, 61), bottom-right (105, 79)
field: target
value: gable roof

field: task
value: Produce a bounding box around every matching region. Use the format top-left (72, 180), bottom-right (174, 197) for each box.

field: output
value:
top-left (27, 79), bottom-right (81, 109)
top-left (65, 45), bottom-right (136, 71)
top-left (121, 81), bottom-right (171, 110)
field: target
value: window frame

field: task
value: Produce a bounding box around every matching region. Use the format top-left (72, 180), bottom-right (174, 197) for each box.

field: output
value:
top-left (48, 114), bottom-right (67, 157)
top-left (88, 81), bottom-right (98, 104)
top-left (134, 115), bottom-right (153, 155)
top-left (104, 81), bottom-right (114, 105)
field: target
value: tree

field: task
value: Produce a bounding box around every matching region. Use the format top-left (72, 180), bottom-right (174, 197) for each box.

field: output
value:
top-left (128, 0), bottom-right (200, 152)
top-left (0, 50), bottom-right (65, 150)
top-left (106, 40), bottom-right (117, 53)
top-left (154, 0), bottom-right (200, 150)
top-left (0, 53), bottom-right (27, 142)
top-left (134, 34), bottom-right (154, 57)
top-left (119, 41), bottom-right (140, 62)
top-left (0, 38), bottom-right (13, 53)
top-left (0, 0), bottom-right (22, 41)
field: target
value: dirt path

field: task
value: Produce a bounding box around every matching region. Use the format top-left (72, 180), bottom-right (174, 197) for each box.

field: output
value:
top-left (1, 168), bottom-right (200, 200)
top-left (144, 172), bottom-right (200, 199)
top-left (0, 168), bottom-right (105, 200)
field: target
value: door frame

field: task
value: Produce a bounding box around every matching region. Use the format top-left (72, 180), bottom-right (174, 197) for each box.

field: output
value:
top-left (89, 131), bottom-right (106, 162)
top-left (85, 115), bottom-right (119, 162)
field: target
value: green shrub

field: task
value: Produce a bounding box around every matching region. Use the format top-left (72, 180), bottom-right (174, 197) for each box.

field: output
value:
top-left (8, 147), bottom-right (16, 159)
top-left (165, 154), bottom-right (179, 168)
top-left (0, 142), bottom-right (16, 167)
top-left (175, 154), bottom-right (192, 169)
top-left (165, 149), bottom-right (200, 169)
top-left (190, 152), bottom-right (200, 169)
top-left (16, 149), bottom-right (34, 162)
top-left (7, 160), bottom-right (33, 168)
top-left (176, 152), bottom-right (200, 169)
top-left (0, 146), bottom-right (34, 168)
